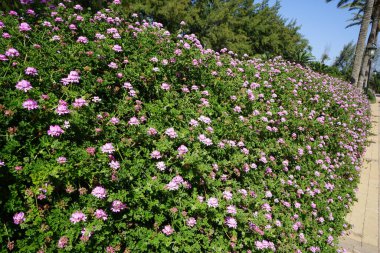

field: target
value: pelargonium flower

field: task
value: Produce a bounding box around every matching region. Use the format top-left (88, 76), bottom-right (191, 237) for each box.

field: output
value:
top-left (223, 190), bottom-right (233, 200)
top-left (57, 236), bottom-right (69, 249)
top-left (111, 200), bottom-right (126, 212)
top-left (207, 197), bottom-right (218, 208)
top-left (150, 150), bottom-right (161, 159)
top-left (61, 71), bottom-right (80, 85)
top-left (76, 36), bottom-right (88, 43)
top-left (91, 186), bottom-right (107, 199)
top-left (22, 99), bottom-right (38, 110)
top-left (13, 212), bottom-right (25, 225)
top-left (226, 205), bottom-right (237, 215)
top-left (198, 115), bottom-right (211, 124)
top-left (156, 161), bottom-right (166, 171)
top-left (198, 134), bottom-right (213, 146)
top-left (73, 4), bottom-right (83, 10)
top-left (108, 62), bottom-right (118, 69)
top-left (19, 22), bottom-right (31, 32)
top-left (52, 35), bottom-right (61, 41)
top-left (165, 181), bottom-right (179, 191)
top-left (69, 211), bottom-right (87, 224)
top-left (0, 54), bottom-right (8, 61)
top-left (109, 117), bottom-right (119, 125)
top-left (109, 160), bottom-right (120, 169)
top-left (16, 80), bottom-right (32, 92)
top-left (177, 145), bottom-right (188, 156)
top-left (25, 67), bottom-right (38, 76)
top-left (6, 48), bottom-right (20, 58)
top-left (186, 217), bottom-right (197, 227)
top-left (101, 143), bottom-right (115, 154)
top-left (56, 156), bottom-right (67, 164)
top-left (189, 119), bottom-right (199, 127)
top-left (112, 44), bottom-right (122, 52)
top-left (225, 216), bottom-right (237, 228)
top-left (72, 98), bottom-right (88, 108)
top-left (161, 82), bottom-right (171, 91)
top-left (165, 128), bottom-right (177, 138)
top-left (147, 127), bottom-right (158, 136)
top-left (47, 125), bottom-right (64, 137)
top-left (162, 225), bottom-right (174, 235)
top-left (55, 100), bottom-right (70, 115)
top-left (94, 209), bottom-right (108, 220)
top-left (128, 117), bottom-right (140, 125)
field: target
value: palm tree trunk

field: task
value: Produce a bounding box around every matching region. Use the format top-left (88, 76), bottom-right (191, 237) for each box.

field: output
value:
top-left (351, 0), bottom-right (375, 88)
top-left (357, 0), bottom-right (380, 90)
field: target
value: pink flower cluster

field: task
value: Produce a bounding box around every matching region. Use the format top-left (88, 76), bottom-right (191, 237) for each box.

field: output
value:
top-left (61, 71), bottom-right (80, 85)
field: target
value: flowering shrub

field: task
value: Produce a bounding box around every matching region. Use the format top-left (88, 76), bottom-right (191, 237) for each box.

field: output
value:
top-left (0, 1), bottom-right (371, 252)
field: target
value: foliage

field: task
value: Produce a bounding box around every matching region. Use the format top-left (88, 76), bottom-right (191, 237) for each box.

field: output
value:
top-left (101, 0), bottom-right (311, 62)
top-left (365, 89), bottom-right (376, 103)
top-left (369, 71), bottom-right (380, 93)
top-left (333, 41), bottom-right (355, 77)
top-left (0, 1), bottom-right (372, 252)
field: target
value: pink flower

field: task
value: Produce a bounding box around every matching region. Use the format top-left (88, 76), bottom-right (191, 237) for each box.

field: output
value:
top-left (207, 197), bottom-right (218, 208)
top-left (186, 217), bottom-right (197, 227)
top-left (55, 100), bottom-right (70, 115)
top-left (111, 200), bottom-right (126, 212)
top-left (147, 127), bottom-right (158, 136)
top-left (16, 80), bottom-right (32, 92)
top-left (189, 119), bottom-right (199, 127)
top-left (177, 145), bottom-right (188, 156)
top-left (223, 190), bottom-right (233, 200)
top-left (5, 48), bottom-right (20, 57)
top-left (94, 209), bottom-right (108, 220)
top-left (161, 83), bottom-right (171, 91)
top-left (13, 212), bottom-right (25, 225)
top-left (47, 125), bottom-right (64, 137)
top-left (226, 205), bottom-right (237, 215)
top-left (162, 225), bottom-right (174, 235)
top-left (56, 157), bottom-right (67, 164)
top-left (22, 99), bottom-right (38, 110)
top-left (74, 4), bottom-right (83, 10)
top-left (109, 117), bottom-right (120, 125)
top-left (156, 161), bottom-right (166, 171)
top-left (72, 98), bottom-right (88, 108)
top-left (70, 211), bottom-right (87, 224)
top-left (150, 150), bottom-right (161, 159)
top-left (128, 117), bottom-right (140, 125)
top-left (77, 36), bottom-right (88, 43)
top-left (61, 71), bottom-right (80, 85)
top-left (112, 44), bottom-right (122, 52)
top-left (165, 128), bottom-right (177, 138)
top-left (101, 143), bottom-right (115, 154)
top-left (198, 134), bottom-right (213, 146)
top-left (225, 217), bottom-right (237, 228)
top-left (198, 115), bottom-right (211, 124)
top-left (109, 160), bottom-right (120, 169)
top-left (86, 147), bottom-right (96, 156)
top-left (19, 22), bottom-right (31, 32)
top-left (25, 67), bottom-right (38, 76)
top-left (91, 186), bottom-right (107, 199)
top-left (108, 62), bottom-right (118, 69)
top-left (57, 236), bottom-right (68, 249)
top-left (165, 181), bottom-right (179, 191)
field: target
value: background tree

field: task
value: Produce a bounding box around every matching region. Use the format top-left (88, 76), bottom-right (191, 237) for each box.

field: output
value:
top-left (333, 41), bottom-right (356, 77)
top-left (326, 0), bottom-right (376, 88)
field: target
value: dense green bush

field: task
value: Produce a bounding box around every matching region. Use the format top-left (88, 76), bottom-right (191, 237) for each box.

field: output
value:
top-left (0, 1), bottom-right (371, 252)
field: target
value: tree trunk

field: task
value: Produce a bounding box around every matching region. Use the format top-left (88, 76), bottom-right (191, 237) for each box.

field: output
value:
top-left (351, 0), bottom-right (375, 88)
top-left (357, 0), bottom-right (380, 90)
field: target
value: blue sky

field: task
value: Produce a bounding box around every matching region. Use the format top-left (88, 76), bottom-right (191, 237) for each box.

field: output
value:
top-left (263, 0), bottom-right (360, 65)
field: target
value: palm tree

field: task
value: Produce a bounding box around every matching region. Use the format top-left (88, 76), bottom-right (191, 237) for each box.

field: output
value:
top-left (356, 1), bottom-right (380, 89)
top-left (326, 0), bottom-right (375, 88)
